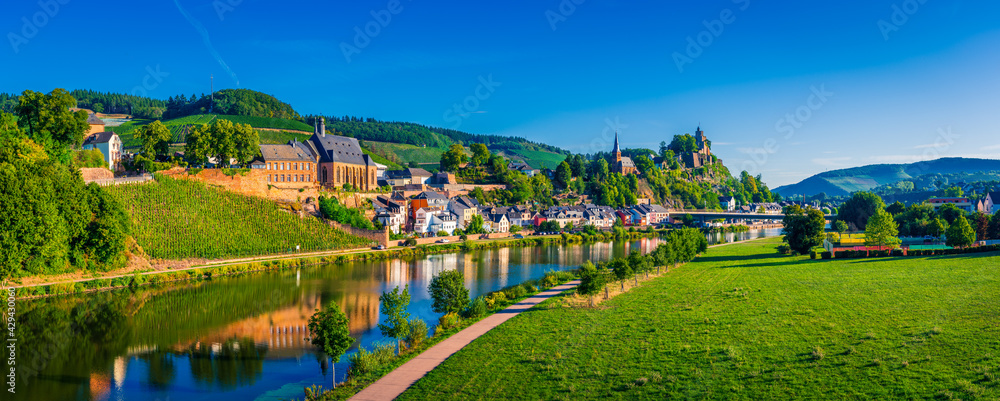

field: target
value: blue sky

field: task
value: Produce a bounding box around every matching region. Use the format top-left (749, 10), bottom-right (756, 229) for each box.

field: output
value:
top-left (3, 0), bottom-right (999, 186)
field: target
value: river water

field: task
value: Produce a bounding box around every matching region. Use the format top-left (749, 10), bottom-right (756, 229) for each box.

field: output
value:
top-left (11, 228), bottom-right (780, 401)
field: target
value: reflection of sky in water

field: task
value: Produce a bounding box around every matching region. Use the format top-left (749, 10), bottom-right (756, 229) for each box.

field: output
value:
top-left (15, 231), bottom-right (781, 401)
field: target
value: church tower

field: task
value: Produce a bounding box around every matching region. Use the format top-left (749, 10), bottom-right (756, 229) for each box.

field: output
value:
top-left (613, 131), bottom-right (622, 163)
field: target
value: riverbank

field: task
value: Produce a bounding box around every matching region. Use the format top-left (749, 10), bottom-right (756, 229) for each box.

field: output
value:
top-left (397, 238), bottom-right (1000, 400)
top-left (6, 230), bottom-right (670, 299)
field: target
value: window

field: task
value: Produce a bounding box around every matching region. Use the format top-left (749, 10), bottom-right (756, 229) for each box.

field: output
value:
top-left (294, 163), bottom-right (299, 170)
top-left (268, 175), bottom-right (271, 182)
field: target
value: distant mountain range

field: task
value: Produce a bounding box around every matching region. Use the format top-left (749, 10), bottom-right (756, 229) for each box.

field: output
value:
top-left (773, 157), bottom-right (1000, 197)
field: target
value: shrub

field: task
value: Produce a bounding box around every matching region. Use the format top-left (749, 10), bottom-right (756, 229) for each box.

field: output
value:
top-left (428, 270), bottom-right (470, 314)
top-left (347, 343), bottom-right (396, 377)
top-left (404, 238), bottom-right (418, 246)
top-left (505, 285), bottom-right (527, 300)
top-left (821, 251), bottom-right (832, 259)
top-left (405, 318), bottom-right (428, 348)
top-left (520, 282), bottom-right (537, 294)
top-left (810, 250), bottom-right (817, 259)
top-left (464, 296), bottom-right (488, 319)
top-left (541, 271), bottom-right (560, 289)
top-left (438, 312), bottom-right (461, 331)
top-left (485, 292), bottom-right (507, 310)
top-left (776, 245), bottom-right (791, 255)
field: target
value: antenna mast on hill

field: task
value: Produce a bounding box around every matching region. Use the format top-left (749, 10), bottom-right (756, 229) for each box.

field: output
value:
top-left (210, 74), bottom-right (214, 113)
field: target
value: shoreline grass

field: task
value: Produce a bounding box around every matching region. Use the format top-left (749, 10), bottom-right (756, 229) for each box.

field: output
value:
top-left (399, 237), bottom-right (1000, 400)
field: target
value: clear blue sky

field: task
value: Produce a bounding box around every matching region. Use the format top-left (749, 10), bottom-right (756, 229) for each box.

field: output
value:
top-left (3, 0), bottom-right (999, 186)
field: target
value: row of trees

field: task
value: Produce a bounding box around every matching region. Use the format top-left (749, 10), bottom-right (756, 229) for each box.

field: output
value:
top-left (183, 119), bottom-right (260, 166)
top-left (577, 228), bottom-right (708, 299)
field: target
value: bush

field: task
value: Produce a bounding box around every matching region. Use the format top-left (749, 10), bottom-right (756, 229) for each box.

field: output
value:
top-left (405, 318), bottom-right (428, 348)
top-left (485, 292), bottom-right (507, 310)
top-left (821, 251), bottom-right (832, 259)
top-left (347, 343), bottom-right (396, 377)
top-left (505, 285), bottom-right (527, 300)
top-left (428, 270), bottom-right (470, 314)
top-left (520, 282), bottom-right (537, 294)
top-left (810, 250), bottom-right (817, 259)
top-left (464, 296), bottom-right (488, 319)
top-left (404, 238), bottom-right (418, 246)
top-left (776, 245), bottom-right (791, 255)
top-left (438, 312), bottom-right (461, 331)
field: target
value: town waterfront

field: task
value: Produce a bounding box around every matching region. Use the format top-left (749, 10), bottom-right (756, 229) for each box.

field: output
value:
top-left (13, 229), bottom-right (780, 401)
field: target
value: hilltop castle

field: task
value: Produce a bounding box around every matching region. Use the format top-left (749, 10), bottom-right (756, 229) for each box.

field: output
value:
top-left (684, 126), bottom-right (714, 168)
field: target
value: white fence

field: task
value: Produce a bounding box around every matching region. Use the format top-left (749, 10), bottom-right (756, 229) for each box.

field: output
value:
top-left (85, 174), bottom-right (154, 186)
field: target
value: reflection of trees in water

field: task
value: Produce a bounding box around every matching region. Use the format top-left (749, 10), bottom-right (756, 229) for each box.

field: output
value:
top-left (14, 293), bottom-right (132, 401)
top-left (187, 338), bottom-right (268, 390)
top-left (139, 351), bottom-right (176, 390)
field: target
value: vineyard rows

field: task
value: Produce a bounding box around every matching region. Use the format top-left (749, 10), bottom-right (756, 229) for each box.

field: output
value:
top-left (105, 176), bottom-right (370, 260)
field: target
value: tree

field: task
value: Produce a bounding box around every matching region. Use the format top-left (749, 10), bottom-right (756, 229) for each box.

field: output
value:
top-left (470, 143), bottom-right (490, 167)
top-left (439, 144), bottom-right (468, 172)
top-left (577, 260), bottom-right (608, 303)
top-left (634, 154), bottom-right (656, 177)
top-left (936, 203), bottom-right (964, 225)
top-left (308, 301), bottom-right (354, 388)
top-left (570, 154), bottom-right (586, 177)
top-left (781, 205), bottom-right (826, 255)
top-left (14, 89), bottom-right (89, 156)
top-left (378, 285), bottom-right (412, 349)
top-left (838, 192), bottom-right (885, 231)
top-left (668, 134), bottom-right (697, 154)
top-left (942, 186), bottom-right (964, 198)
top-left (945, 215), bottom-right (975, 248)
top-left (509, 225), bottom-right (521, 234)
top-left (135, 120), bottom-right (171, 158)
top-left (555, 161), bottom-right (572, 189)
top-left (864, 209), bottom-right (901, 249)
top-left (972, 212), bottom-right (990, 241)
top-left (988, 212), bottom-right (1000, 241)
top-left (588, 158), bottom-right (609, 181)
top-left (464, 214), bottom-right (486, 234)
top-left (886, 201), bottom-right (906, 216)
top-left (834, 220), bottom-right (848, 234)
top-left (428, 270), bottom-right (470, 315)
top-left (232, 121), bottom-right (261, 165)
top-left (928, 217), bottom-right (947, 237)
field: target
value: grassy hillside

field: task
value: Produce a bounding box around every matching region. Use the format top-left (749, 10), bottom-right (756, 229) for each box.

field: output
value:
top-left (111, 114), bottom-right (313, 148)
top-left (775, 157), bottom-right (1000, 197)
top-left (402, 238), bottom-right (1000, 400)
top-left (104, 175), bottom-right (369, 259)
top-left (498, 148), bottom-right (567, 170)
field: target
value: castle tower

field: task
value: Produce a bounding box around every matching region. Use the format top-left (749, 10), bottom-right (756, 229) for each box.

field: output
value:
top-left (612, 131), bottom-right (622, 163)
top-left (695, 126), bottom-right (710, 156)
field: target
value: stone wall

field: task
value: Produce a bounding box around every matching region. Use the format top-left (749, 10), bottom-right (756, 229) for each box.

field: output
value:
top-left (392, 232), bottom-right (513, 247)
top-left (329, 221), bottom-right (389, 247)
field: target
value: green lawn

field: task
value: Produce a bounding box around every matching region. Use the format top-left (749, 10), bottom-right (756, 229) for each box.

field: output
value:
top-left (400, 238), bottom-right (1000, 400)
top-left (367, 141), bottom-right (448, 164)
top-left (500, 148), bottom-right (567, 170)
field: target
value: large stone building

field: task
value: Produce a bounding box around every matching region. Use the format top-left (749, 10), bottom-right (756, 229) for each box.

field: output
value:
top-left (611, 132), bottom-right (638, 175)
top-left (683, 126), bottom-right (714, 168)
top-left (257, 117), bottom-right (379, 191)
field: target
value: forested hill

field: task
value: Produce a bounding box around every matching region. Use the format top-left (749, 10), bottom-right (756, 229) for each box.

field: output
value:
top-left (774, 157), bottom-right (1000, 197)
top-left (318, 116), bottom-right (566, 154)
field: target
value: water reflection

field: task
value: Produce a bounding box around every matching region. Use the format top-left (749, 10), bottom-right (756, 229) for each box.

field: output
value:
top-left (13, 232), bottom-right (778, 401)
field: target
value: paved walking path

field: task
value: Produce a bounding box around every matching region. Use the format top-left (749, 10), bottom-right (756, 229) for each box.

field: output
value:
top-left (349, 280), bottom-right (582, 401)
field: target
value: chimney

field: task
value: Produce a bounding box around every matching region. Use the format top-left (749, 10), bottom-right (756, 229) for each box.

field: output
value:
top-left (320, 117), bottom-right (326, 137)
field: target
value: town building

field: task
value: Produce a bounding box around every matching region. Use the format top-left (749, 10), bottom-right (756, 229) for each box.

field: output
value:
top-left (926, 197), bottom-right (975, 213)
top-left (372, 195), bottom-right (406, 234)
top-left (984, 192), bottom-right (999, 215)
top-left (82, 131), bottom-right (123, 171)
top-left (259, 139), bottom-right (317, 188)
top-left (448, 196), bottom-right (481, 228)
top-left (508, 161), bottom-right (539, 177)
top-left (719, 195), bottom-right (737, 211)
top-left (86, 113), bottom-right (105, 136)
top-left (385, 167), bottom-right (433, 187)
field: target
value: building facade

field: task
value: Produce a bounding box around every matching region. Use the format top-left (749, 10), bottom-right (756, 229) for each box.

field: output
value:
top-left (82, 131), bottom-right (123, 171)
top-left (259, 139), bottom-right (317, 188)
top-left (611, 132), bottom-right (638, 175)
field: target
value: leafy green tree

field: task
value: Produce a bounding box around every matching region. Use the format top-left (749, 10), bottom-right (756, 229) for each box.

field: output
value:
top-left (864, 209), bottom-right (901, 248)
top-left (555, 161), bottom-right (572, 189)
top-left (378, 285), bottom-right (412, 349)
top-left (886, 201), bottom-right (906, 216)
top-left (928, 217), bottom-right (947, 237)
top-left (440, 144), bottom-right (468, 172)
top-left (464, 214), bottom-right (486, 234)
top-left (838, 192), bottom-right (885, 231)
top-left (834, 220), bottom-right (848, 234)
top-left (936, 203), bottom-right (964, 225)
top-left (945, 215), bottom-right (976, 248)
top-left (14, 89), bottom-right (89, 156)
top-left (634, 154), bottom-right (656, 177)
top-left (428, 270), bottom-right (470, 314)
top-left (577, 260), bottom-right (608, 301)
top-left (988, 212), bottom-right (1000, 241)
top-left (308, 301), bottom-right (354, 388)
top-left (136, 120), bottom-right (172, 158)
top-left (470, 143), bottom-right (490, 167)
top-left (509, 225), bottom-right (521, 234)
top-left (91, 103), bottom-right (104, 113)
top-left (588, 158), bottom-right (609, 181)
top-left (668, 134), bottom-right (697, 154)
top-left (570, 154), bottom-right (586, 177)
top-left (781, 205), bottom-right (826, 255)
top-left (942, 186), bottom-right (964, 198)
top-left (232, 121), bottom-right (261, 164)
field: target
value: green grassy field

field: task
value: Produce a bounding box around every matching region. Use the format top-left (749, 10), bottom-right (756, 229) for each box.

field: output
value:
top-left (105, 176), bottom-right (369, 259)
top-left (400, 238), bottom-right (1000, 400)
top-left (500, 148), bottom-right (567, 170)
top-left (367, 141), bottom-right (448, 164)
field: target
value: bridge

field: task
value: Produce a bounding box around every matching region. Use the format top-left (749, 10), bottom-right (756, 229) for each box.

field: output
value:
top-left (668, 210), bottom-right (837, 222)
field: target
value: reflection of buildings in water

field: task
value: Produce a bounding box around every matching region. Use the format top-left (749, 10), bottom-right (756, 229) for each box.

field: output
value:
top-left (113, 356), bottom-right (127, 394)
top-left (496, 247), bottom-right (510, 286)
top-left (89, 371), bottom-right (111, 401)
top-left (382, 258), bottom-right (410, 289)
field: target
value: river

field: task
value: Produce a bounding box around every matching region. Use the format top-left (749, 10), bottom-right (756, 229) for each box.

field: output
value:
top-left (11, 228), bottom-right (781, 401)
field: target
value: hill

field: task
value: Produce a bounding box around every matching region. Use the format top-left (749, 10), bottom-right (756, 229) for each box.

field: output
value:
top-left (774, 157), bottom-right (1000, 197)
top-left (104, 175), bottom-right (368, 259)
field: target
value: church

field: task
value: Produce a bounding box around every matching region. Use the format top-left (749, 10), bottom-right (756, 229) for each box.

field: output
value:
top-left (611, 132), bottom-right (638, 175)
top-left (257, 117), bottom-right (379, 191)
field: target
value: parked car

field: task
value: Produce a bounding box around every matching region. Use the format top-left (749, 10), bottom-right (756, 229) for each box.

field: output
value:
top-left (376, 244), bottom-right (386, 250)
top-left (437, 239), bottom-right (450, 243)
top-left (513, 234), bottom-right (524, 239)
